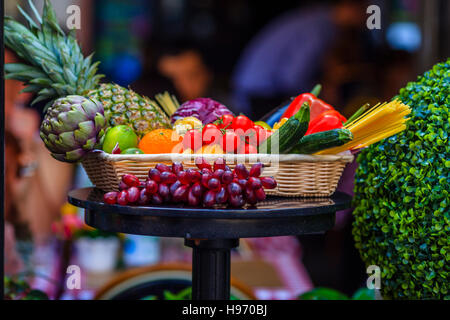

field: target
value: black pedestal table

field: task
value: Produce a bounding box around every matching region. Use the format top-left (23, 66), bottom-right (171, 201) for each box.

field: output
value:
top-left (68, 187), bottom-right (352, 300)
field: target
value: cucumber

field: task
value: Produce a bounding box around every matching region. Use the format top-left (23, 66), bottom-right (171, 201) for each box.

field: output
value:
top-left (258, 102), bottom-right (310, 154)
top-left (290, 129), bottom-right (353, 154)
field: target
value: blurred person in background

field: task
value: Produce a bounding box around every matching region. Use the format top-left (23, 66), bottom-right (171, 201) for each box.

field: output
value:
top-left (4, 130), bottom-right (25, 276)
top-left (5, 49), bottom-right (74, 254)
top-left (232, 0), bottom-right (367, 119)
top-left (5, 49), bottom-right (35, 246)
top-left (143, 41), bottom-right (231, 107)
top-left (157, 45), bottom-right (212, 102)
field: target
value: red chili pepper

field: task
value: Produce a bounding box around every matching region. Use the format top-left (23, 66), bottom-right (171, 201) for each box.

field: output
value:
top-left (305, 110), bottom-right (347, 135)
top-left (282, 93), bottom-right (335, 121)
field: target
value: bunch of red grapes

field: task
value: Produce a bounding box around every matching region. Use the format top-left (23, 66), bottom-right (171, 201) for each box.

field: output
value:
top-left (103, 158), bottom-right (277, 208)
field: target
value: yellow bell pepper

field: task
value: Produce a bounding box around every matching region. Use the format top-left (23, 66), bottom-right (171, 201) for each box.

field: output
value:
top-left (273, 118), bottom-right (288, 131)
top-left (173, 117), bottom-right (202, 135)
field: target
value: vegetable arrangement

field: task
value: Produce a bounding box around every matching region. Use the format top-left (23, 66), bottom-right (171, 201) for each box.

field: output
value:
top-left (266, 87), bottom-right (409, 156)
top-left (97, 82), bottom-right (404, 157)
top-left (3, 0), bottom-right (410, 160)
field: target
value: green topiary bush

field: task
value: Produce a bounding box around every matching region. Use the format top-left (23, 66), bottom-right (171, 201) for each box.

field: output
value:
top-left (353, 59), bottom-right (449, 299)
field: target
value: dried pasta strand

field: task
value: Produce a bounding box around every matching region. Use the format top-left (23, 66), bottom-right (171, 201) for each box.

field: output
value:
top-left (314, 100), bottom-right (411, 155)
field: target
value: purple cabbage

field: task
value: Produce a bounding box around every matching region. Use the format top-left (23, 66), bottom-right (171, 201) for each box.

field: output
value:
top-left (170, 98), bottom-right (234, 124)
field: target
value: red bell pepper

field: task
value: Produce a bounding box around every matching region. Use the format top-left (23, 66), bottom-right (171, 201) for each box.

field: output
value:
top-left (282, 93), bottom-right (335, 121)
top-left (305, 110), bottom-right (347, 135)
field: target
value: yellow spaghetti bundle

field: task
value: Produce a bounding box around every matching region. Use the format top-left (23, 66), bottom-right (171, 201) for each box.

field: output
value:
top-left (315, 99), bottom-right (411, 155)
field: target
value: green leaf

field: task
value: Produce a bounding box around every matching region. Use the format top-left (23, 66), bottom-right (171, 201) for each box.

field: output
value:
top-left (23, 290), bottom-right (49, 300)
top-left (17, 5), bottom-right (39, 30)
top-left (31, 94), bottom-right (49, 106)
top-left (27, 0), bottom-right (43, 25)
top-left (42, 0), bottom-right (64, 35)
top-left (352, 288), bottom-right (376, 300)
top-left (353, 58), bottom-right (450, 299)
top-left (20, 84), bottom-right (42, 94)
top-left (163, 290), bottom-right (180, 300)
top-left (298, 288), bottom-right (349, 300)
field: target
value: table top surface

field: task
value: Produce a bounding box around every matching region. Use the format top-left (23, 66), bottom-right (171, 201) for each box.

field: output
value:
top-left (68, 188), bottom-right (352, 238)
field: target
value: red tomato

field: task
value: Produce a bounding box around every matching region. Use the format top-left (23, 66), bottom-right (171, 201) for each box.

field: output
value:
top-left (253, 125), bottom-right (268, 145)
top-left (182, 129), bottom-right (202, 151)
top-left (238, 143), bottom-right (258, 154)
top-left (215, 114), bottom-right (234, 130)
top-left (240, 126), bottom-right (257, 147)
top-left (232, 115), bottom-right (254, 132)
top-left (202, 124), bottom-right (222, 145)
top-left (221, 130), bottom-right (242, 153)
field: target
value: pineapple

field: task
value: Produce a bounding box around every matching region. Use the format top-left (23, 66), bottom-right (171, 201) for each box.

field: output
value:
top-left (88, 83), bottom-right (170, 136)
top-left (4, 0), bottom-right (170, 136)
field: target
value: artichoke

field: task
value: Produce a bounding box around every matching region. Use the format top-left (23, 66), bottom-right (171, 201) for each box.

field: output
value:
top-left (40, 95), bottom-right (107, 163)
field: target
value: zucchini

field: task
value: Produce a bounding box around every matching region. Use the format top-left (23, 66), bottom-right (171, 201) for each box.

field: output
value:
top-left (258, 102), bottom-right (310, 154)
top-left (290, 129), bottom-right (353, 154)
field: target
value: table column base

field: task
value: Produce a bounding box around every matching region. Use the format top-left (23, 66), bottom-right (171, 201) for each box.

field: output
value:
top-left (185, 239), bottom-right (239, 300)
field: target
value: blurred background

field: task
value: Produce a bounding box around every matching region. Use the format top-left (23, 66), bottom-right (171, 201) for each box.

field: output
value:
top-left (4, 0), bottom-right (449, 300)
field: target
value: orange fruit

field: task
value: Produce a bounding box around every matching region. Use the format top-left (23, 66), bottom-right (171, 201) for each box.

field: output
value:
top-left (138, 129), bottom-right (182, 154)
top-left (172, 142), bottom-right (184, 154)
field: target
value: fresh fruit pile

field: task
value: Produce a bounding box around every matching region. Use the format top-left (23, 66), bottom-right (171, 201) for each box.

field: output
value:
top-left (103, 158), bottom-right (277, 207)
top-left (104, 112), bottom-right (276, 155)
top-left (5, 1), bottom-right (410, 163)
top-left (181, 114), bottom-right (273, 154)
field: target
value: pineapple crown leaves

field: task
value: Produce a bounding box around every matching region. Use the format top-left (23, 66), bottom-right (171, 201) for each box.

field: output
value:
top-left (4, 0), bottom-right (104, 110)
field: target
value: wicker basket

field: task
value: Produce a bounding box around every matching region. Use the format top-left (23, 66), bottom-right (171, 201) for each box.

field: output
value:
top-left (81, 152), bottom-right (354, 197)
